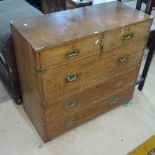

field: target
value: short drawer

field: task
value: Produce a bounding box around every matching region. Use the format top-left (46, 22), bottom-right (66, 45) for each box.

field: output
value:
top-left (41, 40), bottom-right (144, 101)
top-left (103, 20), bottom-right (151, 51)
top-left (45, 86), bottom-right (134, 140)
top-left (44, 66), bottom-right (138, 122)
top-left (39, 34), bottom-right (102, 69)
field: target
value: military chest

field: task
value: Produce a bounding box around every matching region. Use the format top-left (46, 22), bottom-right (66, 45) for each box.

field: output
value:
top-left (11, 2), bottom-right (152, 142)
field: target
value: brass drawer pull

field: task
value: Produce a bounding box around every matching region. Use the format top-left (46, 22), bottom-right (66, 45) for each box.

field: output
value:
top-left (111, 98), bottom-right (119, 104)
top-left (65, 117), bottom-right (77, 126)
top-left (122, 32), bottom-right (134, 41)
top-left (65, 101), bottom-right (77, 110)
top-left (118, 56), bottom-right (128, 63)
top-left (114, 81), bottom-right (123, 88)
top-left (66, 73), bottom-right (79, 82)
top-left (65, 49), bottom-right (80, 58)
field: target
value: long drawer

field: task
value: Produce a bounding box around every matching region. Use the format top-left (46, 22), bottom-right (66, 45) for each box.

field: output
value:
top-left (45, 86), bottom-right (134, 140)
top-left (40, 40), bottom-right (144, 100)
top-left (44, 66), bottom-right (138, 122)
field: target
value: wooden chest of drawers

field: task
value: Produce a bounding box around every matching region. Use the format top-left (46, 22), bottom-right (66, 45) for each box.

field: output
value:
top-left (11, 2), bottom-right (152, 142)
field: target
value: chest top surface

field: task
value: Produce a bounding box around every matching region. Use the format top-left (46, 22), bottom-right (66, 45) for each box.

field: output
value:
top-left (11, 1), bottom-right (152, 51)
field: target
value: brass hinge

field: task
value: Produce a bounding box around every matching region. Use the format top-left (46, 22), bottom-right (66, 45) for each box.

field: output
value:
top-left (41, 101), bottom-right (48, 109)
top-left (34, 68), bottom-right (47, 74)
top-left (32, 46), bottom-right (45, 52)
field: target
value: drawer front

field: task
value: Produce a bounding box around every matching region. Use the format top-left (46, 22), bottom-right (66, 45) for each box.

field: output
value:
top-left (103, 20), bottom-right (151, 51)
top-left (46, 86), bottom-right (134, 140)
top-left (39, 34), bottom-right (102, 69)
top-left (41, 41), bottom-right (144, 100)
top-left (44, 66), bottom-right (138, 122)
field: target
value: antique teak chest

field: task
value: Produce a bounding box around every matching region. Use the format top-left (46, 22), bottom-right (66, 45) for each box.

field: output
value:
top-left (11, 1), bottom-right (152, 142)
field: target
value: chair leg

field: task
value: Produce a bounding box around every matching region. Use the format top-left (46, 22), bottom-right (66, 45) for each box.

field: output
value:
top-left (136, 0), bottom-right (143, 10)
top-left (138, 47), bottom-right (154, 91)
top-left (145, 0), bottom-right (153, 15)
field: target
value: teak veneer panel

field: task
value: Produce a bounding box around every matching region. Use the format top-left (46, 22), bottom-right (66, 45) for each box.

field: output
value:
top-left (11, 26), bottom-right (47, 141)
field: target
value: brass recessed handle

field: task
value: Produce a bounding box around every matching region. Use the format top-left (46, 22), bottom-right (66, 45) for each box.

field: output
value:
top-left (118, 56), bottom-right (128, 63)
top-left (66, 73), bottom-right (79, 82)
top-left (65, 117), bottom-right (77, 126)
top-left (122, 32), bottom-right (134, 41)
top-left (114, 81), bottom-right (123, 88)
top-left (111, 98), bottom-right (119, 104)
top-left (65, 101), bottom-right (77, 110)
top-left (65, 49), bottom-right (80, 58)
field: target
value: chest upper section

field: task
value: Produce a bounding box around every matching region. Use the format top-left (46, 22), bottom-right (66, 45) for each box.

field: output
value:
top-left (11, 1), bottom-right (152, 51)
top-left (32, 19), bottom-right (151, 71)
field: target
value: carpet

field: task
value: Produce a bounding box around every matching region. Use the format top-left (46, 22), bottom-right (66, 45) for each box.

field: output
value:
top-left (128, 136), bottom-right (155, 155)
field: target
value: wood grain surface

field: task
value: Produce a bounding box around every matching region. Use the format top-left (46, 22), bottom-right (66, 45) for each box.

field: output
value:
top-left (11, 1), bottom-right (152, 50)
